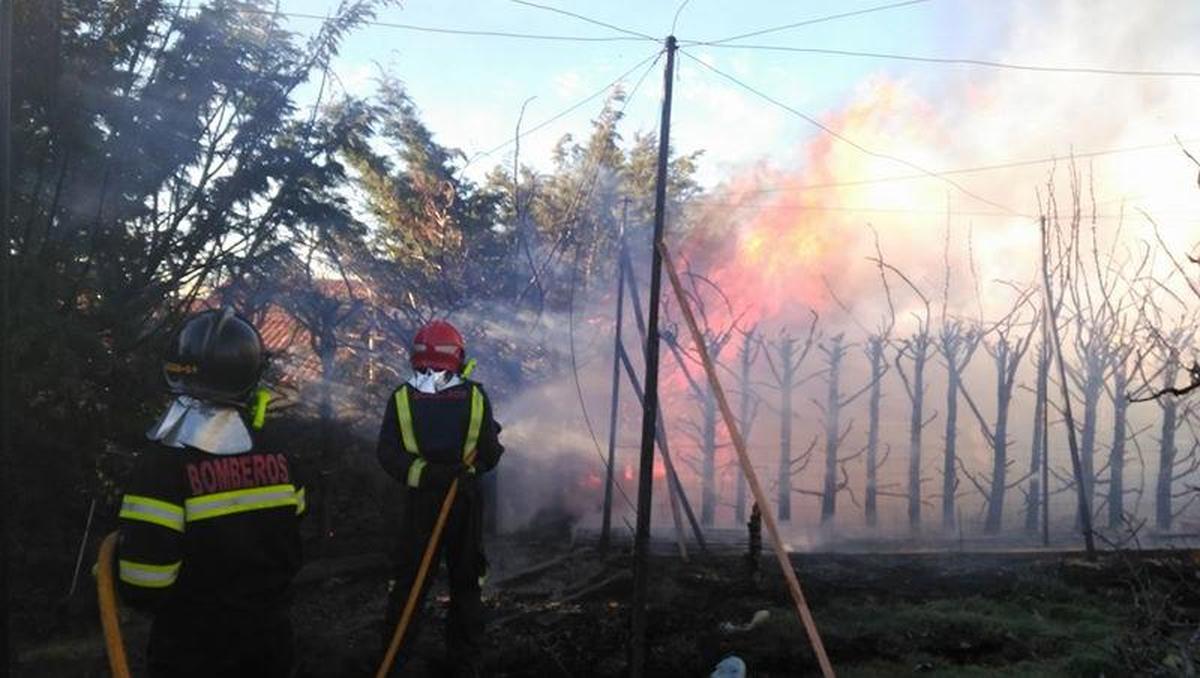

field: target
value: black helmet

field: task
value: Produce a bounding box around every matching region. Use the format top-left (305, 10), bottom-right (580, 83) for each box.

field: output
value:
top-left (164, 307), bottom-right (265, 404)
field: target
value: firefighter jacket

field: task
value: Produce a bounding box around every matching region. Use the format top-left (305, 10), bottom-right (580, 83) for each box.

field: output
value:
top-left (116, 441), bottom-right (306, 615)
top-left (376, 380), bottom-right (504, 488)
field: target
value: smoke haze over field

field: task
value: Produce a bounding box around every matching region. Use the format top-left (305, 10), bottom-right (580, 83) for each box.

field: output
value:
top-left (463, 0), bottom-right (1200, 538)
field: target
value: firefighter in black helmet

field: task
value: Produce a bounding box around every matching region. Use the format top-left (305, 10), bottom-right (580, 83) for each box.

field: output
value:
top-left (377, 320), bottom-right (504, 677)
top-left (115, 307), bottom-right (306, 678)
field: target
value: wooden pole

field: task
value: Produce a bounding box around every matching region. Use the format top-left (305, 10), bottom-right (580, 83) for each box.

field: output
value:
top-left (0, 1), bottom-right (13, 672)
top-left (617, 341), bottom-right (689, 560)
top-left (620, 250), bottom-right (707, 552)
top-left (661, 241), bottom-right (836, 678)
top-left (600, 210), bottom-right (628, 553)
top-left (629, 35), bottom-right (676, 678)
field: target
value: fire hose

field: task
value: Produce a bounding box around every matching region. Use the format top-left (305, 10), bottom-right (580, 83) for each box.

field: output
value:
top-left (96, 531), bottom-right (132, 678)
top-left (376, 451), bottom-right (477, 677)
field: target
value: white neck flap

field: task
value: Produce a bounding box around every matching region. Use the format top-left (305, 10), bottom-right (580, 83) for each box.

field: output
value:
top-left (146, 396), bottom-right (253, 455)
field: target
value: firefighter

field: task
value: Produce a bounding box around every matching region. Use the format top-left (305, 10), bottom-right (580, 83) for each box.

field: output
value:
top-left (115, 308), bottom-right (305, 678)
top-left (377, 319), bottom-right (504, 676)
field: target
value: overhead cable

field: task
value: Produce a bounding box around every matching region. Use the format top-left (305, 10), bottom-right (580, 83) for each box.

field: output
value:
top-left (685, 0), bottom-right (934, 46)
top-left (679, 50), bottom-right (1029, 217)
top-left (695, 43), bottom-right (1200, 78)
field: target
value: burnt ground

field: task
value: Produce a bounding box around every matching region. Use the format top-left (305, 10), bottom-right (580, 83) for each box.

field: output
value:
top-left (14, 533), bottom-right (1200, 677)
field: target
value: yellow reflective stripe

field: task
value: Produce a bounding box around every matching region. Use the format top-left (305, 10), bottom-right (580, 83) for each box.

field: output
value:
top-left (119, 494), bottom-right (185, 533)
top-left (295, 487), bottom-right (307, 515)
top-left (185, 484), bottom-right (300, 522)
top-left (394, 387), bottom-right (420, 455)
top-left (463, 386), bottom-right (484, 468)
top-left (407, 458), bottom-right (428, 489)
top-left (119, 559), bottom-right (181, 589)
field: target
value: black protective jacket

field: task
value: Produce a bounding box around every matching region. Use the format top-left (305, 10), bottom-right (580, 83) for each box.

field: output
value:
top-left (376, 380), bottom-right (504, 485)
top-left (116, 441), bottom-right (306, 616)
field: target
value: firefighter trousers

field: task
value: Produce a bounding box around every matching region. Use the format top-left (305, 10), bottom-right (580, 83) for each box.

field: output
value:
top-left (385, 482), bottom-right (487, 671)
top-left (147, 606), bottom-right (294, 678)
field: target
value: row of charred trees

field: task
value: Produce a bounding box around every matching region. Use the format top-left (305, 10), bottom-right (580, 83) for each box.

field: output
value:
top-left (648, 178), bottom-right (1200, 537)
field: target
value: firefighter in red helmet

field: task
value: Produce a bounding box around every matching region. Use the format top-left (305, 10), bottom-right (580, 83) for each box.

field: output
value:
top-left (115, 308), bottom-right (306, 677)
top-left (376, 319), bottom-right (504, 676)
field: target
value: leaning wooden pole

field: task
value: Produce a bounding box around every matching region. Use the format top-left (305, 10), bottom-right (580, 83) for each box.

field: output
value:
top-left (661, 242), bottom-right (835, 677)
top-left (621, 249), bottom-right (708, 553)
top-left (617, 341), bottom-right (690, 560)
top-left (629, 35), bottom-right (677, 678)
top-left (600, 219), bottom-right (628, 553)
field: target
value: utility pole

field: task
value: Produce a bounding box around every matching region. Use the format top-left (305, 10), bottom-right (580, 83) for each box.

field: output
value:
top-left (629, 35), bottom-right (676, 678)
top-left (600, 201), bottom-right (629, 553)
top-left (0, 0), bottom-right (13, 673)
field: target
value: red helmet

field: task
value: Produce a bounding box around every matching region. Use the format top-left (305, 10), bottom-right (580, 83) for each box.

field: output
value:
top-left (411, 320), bottom-right (466, 373)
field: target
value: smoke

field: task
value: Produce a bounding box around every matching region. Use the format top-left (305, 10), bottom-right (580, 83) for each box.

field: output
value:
top-left (646, 0), bottom-right (1200, 534)
top-left (683, 0), bottom-right (1199, 335)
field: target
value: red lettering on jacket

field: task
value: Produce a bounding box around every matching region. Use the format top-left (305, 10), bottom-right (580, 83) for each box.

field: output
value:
top-left (276, 454), bottom-right (290, 483)
top-left (186, 465), bottom-right (203, 495)
top-left (200, 463), bottom-right (218, 493)
top-left (264, 455), bottom-right (279, 484)
top-left (238, 457), bottom-right (252, 486)
top-left (253, 455), bottom-right (267, 486)
top-left (186, 453), bottom-right (293, 496)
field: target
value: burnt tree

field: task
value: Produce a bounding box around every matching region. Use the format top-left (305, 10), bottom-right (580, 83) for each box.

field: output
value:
top-left (1024, 337), bottom-right (1052, 532)
top-left (962, 313), bottom-right (1036, 533)
top-left (735, 327), bottom-right (762, 524)
top-left (937, 321), bottom-right (980, 531)
top-left (763, 317), bottom-right (818, 522)
top-left (812, 334), bottom-right (871, 524)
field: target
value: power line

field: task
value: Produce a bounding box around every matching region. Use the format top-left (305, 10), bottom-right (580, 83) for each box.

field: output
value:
top-left (684, 0), bottom-right (934, 46)
top-left (510, 0), bottom-right (657, 41)
top-left (189, 2), bottom-right (653, 43)
top-left (693, 43), bottom-right (1200, 78)
top-left (461, 48), bottom-right (663, 171)
top-left (708, 139), bottom-right (1200, 196)
top-left (686, 201), bottom-right (1200, 222)
top-left (679, 50), bottom-right (1029, 217)
top-left (670, 0), bottom-right (692, 35)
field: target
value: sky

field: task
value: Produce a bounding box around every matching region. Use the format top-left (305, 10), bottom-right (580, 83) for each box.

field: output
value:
top-left (269, 0), bottom-right (1200, 325)
top-left (275, 0), bottom-right (1011, 184)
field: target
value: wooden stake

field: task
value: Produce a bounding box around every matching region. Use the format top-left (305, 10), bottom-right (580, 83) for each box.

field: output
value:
top-left (661, 241), bottom-right (836, 678)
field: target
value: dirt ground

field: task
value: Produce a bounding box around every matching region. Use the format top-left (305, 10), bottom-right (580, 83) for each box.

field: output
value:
top-left (15, 532), bottom-right (1200, 677)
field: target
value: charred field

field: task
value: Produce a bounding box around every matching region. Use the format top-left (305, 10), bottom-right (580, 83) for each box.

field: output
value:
top-left (17, 530), bottom-right (1200, 677)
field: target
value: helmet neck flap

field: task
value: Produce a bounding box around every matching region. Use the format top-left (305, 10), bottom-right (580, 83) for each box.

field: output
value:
top-left (147, 396), bottom-right (253, 455)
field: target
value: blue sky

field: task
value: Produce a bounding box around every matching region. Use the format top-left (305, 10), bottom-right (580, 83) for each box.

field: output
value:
top-left (261, 0), bottom-right (1200, 254)
top-left (275, 1), bottom-right (1015, 183)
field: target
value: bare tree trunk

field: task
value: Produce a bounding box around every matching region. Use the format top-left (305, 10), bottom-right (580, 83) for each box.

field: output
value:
top-left (865, 336), bottom-right (884, 527)
top-left (820, 336), bottom-right (844, 524)
top-left (778, 336), bottom-right (796, 522)
top-left (1079, 356), bottom-right (1103, 526)
top-left (701, 389), bottom-right (717, 527)
top-left (942, 361), bottom-right (961, 531)
top-left (1156, 359), bottom-right (1180, 531)
top-left (907, 340), bottom-right (929, 529)
top-left (984, 341), bottom-right (1014, 533)
top-left (736, 329), bottom-right (757, 525)
top-left (1108, 367), bottom-right (1129, 529)
top-left (1026, 342), bottom-right (1050, 532)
